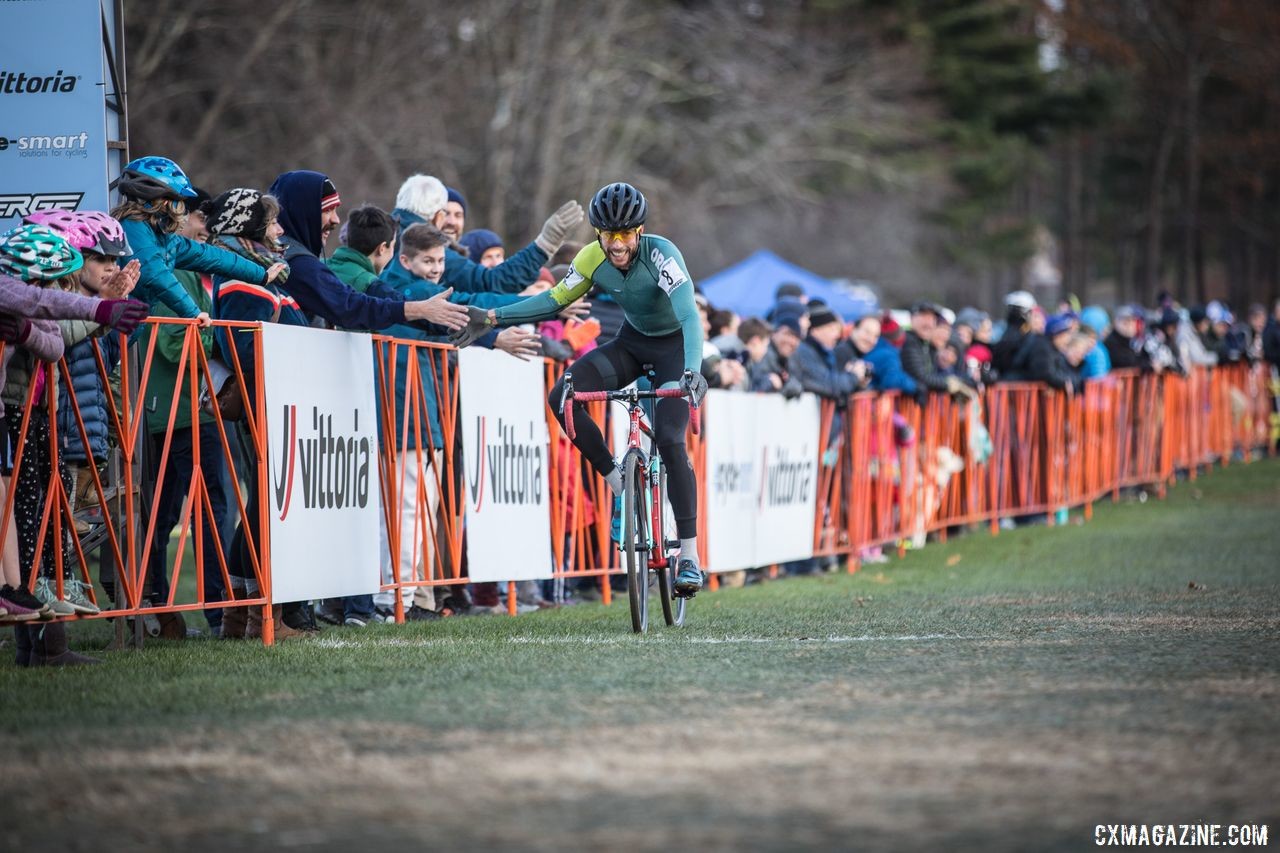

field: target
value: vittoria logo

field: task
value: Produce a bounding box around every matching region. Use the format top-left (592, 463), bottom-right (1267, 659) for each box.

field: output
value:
top-left (467, 416), bottom-right (544, 511)
top-left (758, 445), bottom-right (814, 508)
top-left (272, 405), bottom-right (373, 521)
top-left (0, 70), bottom-right (80, 95)
top-left (0, 192), bottom-right (82, 219)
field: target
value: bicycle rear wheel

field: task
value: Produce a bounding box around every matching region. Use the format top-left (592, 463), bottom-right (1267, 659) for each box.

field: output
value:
top-left (656, 465), bottom-right (686, 627)
top-left (621, 451), bottom-right (649, 634)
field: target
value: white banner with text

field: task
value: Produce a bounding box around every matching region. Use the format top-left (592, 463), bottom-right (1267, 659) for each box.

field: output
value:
top-left (459, 347), bottom-right (554, 582)
top-left (262, 324), bottom-right (382, 603)
top-left (704, 390), bottom-right (820, 571)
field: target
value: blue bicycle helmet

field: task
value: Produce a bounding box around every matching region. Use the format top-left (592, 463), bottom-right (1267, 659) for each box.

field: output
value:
top-left (117, 156), bottom-right (198, 201)
top-left (588, 182), bottom-right (647, 231)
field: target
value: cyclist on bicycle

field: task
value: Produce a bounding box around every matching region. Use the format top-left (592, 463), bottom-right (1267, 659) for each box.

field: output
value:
top-left (451, 182), bottom-right (707, 595)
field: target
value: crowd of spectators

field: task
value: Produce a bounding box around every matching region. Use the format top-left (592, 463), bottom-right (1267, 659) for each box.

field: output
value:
top-left (2, 152), bottom-right (1279, 664)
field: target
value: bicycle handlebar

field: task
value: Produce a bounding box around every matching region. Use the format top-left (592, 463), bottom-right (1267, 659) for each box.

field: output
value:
top-left (560, 372), bottom-right (700, 441)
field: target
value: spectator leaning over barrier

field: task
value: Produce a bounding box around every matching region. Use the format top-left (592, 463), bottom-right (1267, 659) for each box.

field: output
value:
top-left (901, 301), bottom-right (972, 400)
top-left (383, 174), bottom-right (583, 301)
top-left (1078, 306), bottom-right (1111, 380)
top-left (1148, 308), bottom-right (1185, 375)
top-left (992, 290), bottom-right (1036, 380)
top-left (796, 303), bottom-right (867, 403)
top-left (372, 223), bottom-right (478, 624)
top-left (835, 310), bottom-right (881, 375)
top-left (1017, 312), bottom-right (1079, 392)
top-left (458, 229), bottom-right (505, 269)
top-left (749, 305), bottom-right (804, 398)
top-left (113, 156), bottom-right (284, 324)
top-left (1176, 306), bottom-right (1218, 370)
top-left (21, 212), bottom-right (141, 529)
top-left (441, 187), bottom-right (467, 245)
top-left (265, 170), bottom-right (467, 336)
top-left (136, 192), bottom-right (239, 637)
top-left (864, 312), bottom-right (918, 395)
top-left (1265, 299), bottom-right (1280, 364)
top-left (325, 206), bottom-right (398, 298)
top-left (206, 189), bottom-right (309, 641)
top-left (1104, 305), bottom-right (1148, 371)
top-left (0, 225), bottom-right (148, 665)
top-left (738, 318), bottom-right (772, 387)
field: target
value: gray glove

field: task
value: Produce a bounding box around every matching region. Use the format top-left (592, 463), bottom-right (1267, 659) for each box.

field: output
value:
top-left (534, 200), bottom-right (585, 256)
top-left (682, 370), bottom-right (709, 407)
top-left (448, 306), bottom-right (497, 349)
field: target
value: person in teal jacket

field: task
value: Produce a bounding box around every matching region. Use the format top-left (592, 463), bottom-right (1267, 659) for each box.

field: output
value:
top-left (111, 156), bottom-right (285, 321)
top-left (379, 174), bottom-right (581, 305)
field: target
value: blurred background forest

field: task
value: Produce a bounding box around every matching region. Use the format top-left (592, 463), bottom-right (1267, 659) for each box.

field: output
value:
top-left (126, 0), bottom-right (1280, 312)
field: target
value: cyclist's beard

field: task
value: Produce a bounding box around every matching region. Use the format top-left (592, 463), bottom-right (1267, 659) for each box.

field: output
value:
top-left (605, 242), bottom-right (638, 271)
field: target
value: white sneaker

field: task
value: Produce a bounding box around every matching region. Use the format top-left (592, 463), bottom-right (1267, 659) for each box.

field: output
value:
top-left (33, 578), bottom-right (77, 616)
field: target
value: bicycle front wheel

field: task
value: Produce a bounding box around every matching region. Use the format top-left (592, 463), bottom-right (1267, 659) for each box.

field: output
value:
top-left (622, 451), bottom-right (649, 634)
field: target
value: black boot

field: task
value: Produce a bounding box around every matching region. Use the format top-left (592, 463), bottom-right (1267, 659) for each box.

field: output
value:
top-left (13, 624), bottom-right (33, 667)
top-left (31, 622), bottom-right (101, 667)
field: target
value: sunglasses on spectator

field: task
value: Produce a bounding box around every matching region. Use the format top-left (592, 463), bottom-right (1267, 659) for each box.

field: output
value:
top-left (596, 227), bottom-right (641, 244)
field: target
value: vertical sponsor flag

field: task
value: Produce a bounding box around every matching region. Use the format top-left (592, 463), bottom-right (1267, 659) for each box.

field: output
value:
top-left (459, 347), bottom-right (554, 582)
top-left (0, 0), bottom-right (110, 229)
top-left (261, 324), bottom-right (381, 602)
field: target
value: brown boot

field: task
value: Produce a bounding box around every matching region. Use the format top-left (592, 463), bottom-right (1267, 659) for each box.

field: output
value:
top-left (220, 599), bottom-right (248, 640)
top-left (245, 605), bottom-right (302, 641)
top-left (156, 611), bottom-right (187, 640)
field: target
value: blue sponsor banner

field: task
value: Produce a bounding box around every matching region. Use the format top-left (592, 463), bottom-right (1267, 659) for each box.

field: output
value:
top-left (0, 0), bottom-right (109, 229)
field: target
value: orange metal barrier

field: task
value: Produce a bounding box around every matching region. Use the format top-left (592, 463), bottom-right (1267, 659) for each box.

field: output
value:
top-left (6, 317), bottom-right (1273, 644)
top-left (2, 319), bottom-right (273, 640)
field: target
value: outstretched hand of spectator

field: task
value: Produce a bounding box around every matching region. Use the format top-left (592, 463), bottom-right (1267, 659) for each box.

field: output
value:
top-left (535, 200), bottom-right (585, 256)
top-left (406, 287), bottom-right (469, 331)
top-left (265, 262), bottom-right (288, 283)
top-left (94, 299), bottom-right (151, 336)
top-left (448, 304), bottom-right (497, 348)
top-left (944, 375), bottom-right (977, 400)
top-left (100, 259), bottom-right (140, 299)
top-left (558, 299), bottom-right (591, 321)
top-left (494, 327), bottom-right (542, 361)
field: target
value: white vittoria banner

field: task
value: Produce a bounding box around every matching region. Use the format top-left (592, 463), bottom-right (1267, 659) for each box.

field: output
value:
top-left (704, 389), bottom-right (820, 571)
top-left (459, 347), bottom-right (554, 582)
top-left (0, 0), bottom-right (110, 229)
top-left (262, 324), bottom-right (381, 603)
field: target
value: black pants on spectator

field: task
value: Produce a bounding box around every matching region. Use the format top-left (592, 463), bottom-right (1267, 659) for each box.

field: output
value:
top-left (547, 323), bottom-right (698, 539)
top-left (5, 409), bottom-right (73, 587)
top-left (146, 423), bottom-right (231, 625)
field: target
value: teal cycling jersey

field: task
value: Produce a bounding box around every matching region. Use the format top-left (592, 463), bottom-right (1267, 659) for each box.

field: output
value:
top-left (493, 234), bottom-right (704, 373)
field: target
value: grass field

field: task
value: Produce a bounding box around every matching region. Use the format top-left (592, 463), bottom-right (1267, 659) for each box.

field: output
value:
top-left (2, 459), bottom-right (1278, 851)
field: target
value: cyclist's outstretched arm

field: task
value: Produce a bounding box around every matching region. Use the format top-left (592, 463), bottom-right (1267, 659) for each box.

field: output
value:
top-left (492, 270), bottom-right (592, 326)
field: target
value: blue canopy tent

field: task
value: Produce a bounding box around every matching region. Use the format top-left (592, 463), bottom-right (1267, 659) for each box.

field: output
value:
top-left (699, 249), bottom-right (876, 321)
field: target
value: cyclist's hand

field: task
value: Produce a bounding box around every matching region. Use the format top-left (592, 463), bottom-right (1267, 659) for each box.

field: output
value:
top-left (407, 288), bottom-right (469, 331)
top-left (534, 200), bottom-right (584, 256)
top-left (681, 369), bottom-right (709, 407)
top-left (494, 327), bottom-right (542, 361)
top-left (448, 304), bottom-right (497, 348)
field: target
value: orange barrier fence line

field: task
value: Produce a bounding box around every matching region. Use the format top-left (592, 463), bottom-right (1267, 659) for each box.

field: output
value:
top-left (7, 318), bottom-right (1274, 630)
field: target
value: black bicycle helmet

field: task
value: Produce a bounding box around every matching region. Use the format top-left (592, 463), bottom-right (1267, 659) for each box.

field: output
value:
top-left (588, 182), bottom-right (647, 230)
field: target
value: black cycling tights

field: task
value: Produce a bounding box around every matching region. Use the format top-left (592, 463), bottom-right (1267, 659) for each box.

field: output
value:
top-left (548, 323), bottom-right (697, 539)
